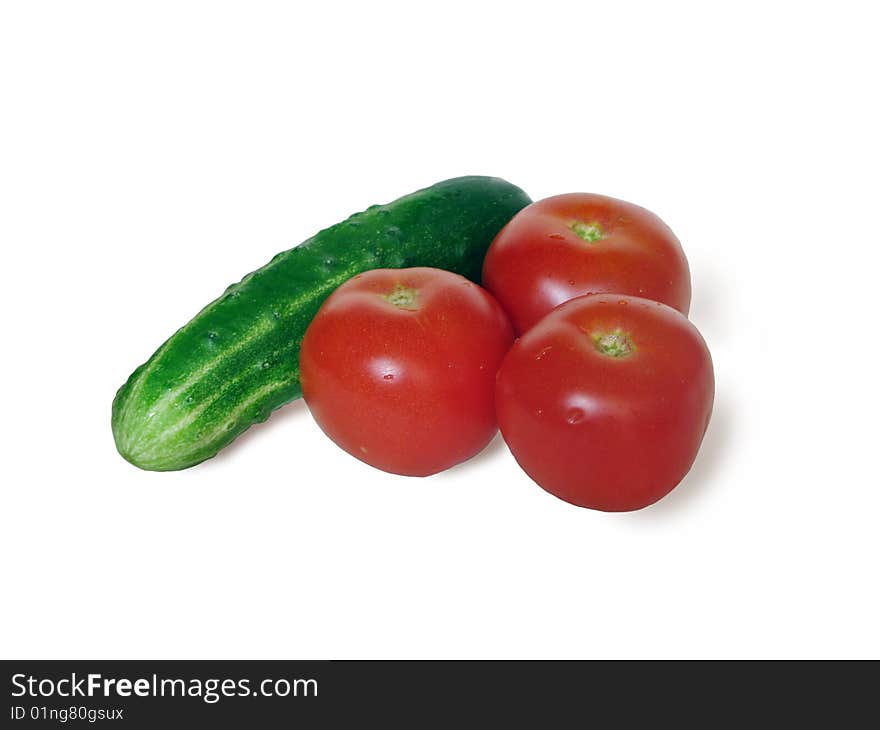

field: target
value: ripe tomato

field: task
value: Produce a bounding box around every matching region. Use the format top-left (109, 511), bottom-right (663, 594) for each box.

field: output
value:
top-left (496, 294), bottom-right (713, 511)
top-left (482, 193), bottom-right (691, 334)
top-left (300, 267), bottom-right (514, 477)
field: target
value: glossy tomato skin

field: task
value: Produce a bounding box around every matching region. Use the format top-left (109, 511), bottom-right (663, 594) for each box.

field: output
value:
top-left (300, 268), bottom-right (514, 477)
top-left (496, 294), bottom-right (713, 511)
top-left (482, 193), bottom-right (691, 334)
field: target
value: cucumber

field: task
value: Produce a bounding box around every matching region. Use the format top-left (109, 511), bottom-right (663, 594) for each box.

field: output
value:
top-left (112, 176), bottom-right (531, 471)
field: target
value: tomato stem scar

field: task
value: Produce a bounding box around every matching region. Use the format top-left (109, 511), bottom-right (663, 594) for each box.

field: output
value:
top-left (382, 283), bottom-right (419, 310)
top-left (592, 329), bottom-right (635, 357)
top-left (570, 221), bottom-right (605, 242)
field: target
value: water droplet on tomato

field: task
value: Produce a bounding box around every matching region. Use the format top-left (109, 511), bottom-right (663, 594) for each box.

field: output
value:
top-left (549, 233), bottom-right (565, 240)
top-left (383, 373), bottom-right (394, 380)
top-left (566, 409), bottom-right (585, 425)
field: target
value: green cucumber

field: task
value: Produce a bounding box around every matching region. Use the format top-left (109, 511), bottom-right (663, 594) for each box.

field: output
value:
top-left (112, 176), bottom-right (531, 471)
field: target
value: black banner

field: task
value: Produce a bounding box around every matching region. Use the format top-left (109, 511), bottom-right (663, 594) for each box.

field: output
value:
top-left (3, 660), bottom-right (876, 726)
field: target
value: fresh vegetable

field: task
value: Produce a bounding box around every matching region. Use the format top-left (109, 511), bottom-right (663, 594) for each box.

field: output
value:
top-left (112, 176), bottom-right (531, 471)
top-left (482, 193), bottom-right (691, 334)
top-left (300, 267), bottom-right (514, 477)
top-left (495, 294), bottom-right (713, 511)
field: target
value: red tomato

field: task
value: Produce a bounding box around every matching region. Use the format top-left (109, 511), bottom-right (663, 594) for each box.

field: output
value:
top-left (482, 193), bottom-right (691, 334)
top-left (300, 267), bottom-right (514, 477)
top-left (496, 294), bottom-right (713, 511)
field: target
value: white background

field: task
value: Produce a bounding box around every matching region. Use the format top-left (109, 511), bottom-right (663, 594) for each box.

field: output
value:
top-left (2, 1), bottom-right (878, 659)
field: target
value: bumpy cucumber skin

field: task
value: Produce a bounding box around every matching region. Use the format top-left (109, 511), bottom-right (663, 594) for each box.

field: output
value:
top-left (112, 176), bottom-right (531, 471)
